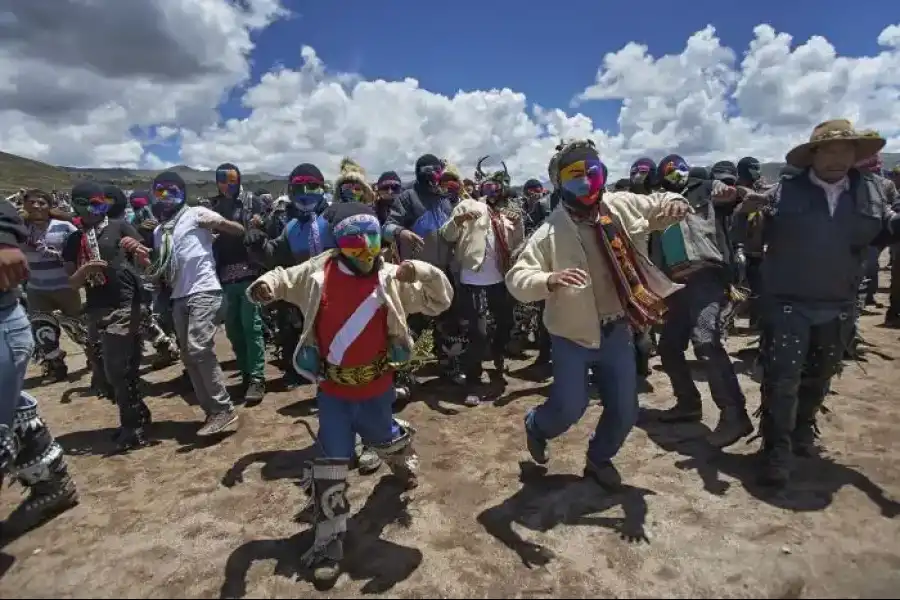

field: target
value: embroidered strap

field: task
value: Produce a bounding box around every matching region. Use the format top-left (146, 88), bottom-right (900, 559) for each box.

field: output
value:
top-left (593, 205), bottom-right (668, 329)
top-left (487, 207), bottom-right (511, 273)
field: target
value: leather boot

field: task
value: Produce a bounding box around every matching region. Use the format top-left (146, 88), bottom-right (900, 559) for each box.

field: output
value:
top-left (300, 458), bottom-right (350, 583)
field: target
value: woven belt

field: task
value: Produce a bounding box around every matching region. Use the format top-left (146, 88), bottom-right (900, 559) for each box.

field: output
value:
top-left (323, 354), bottom-right (391, 386)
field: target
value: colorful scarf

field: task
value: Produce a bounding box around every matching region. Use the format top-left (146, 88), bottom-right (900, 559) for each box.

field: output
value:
top-left (593, 204), bottom-right (667, 329)
top-left (487, 205), bottom-right (511, 274)
top-left (146, 206), bottom-right (187, 283)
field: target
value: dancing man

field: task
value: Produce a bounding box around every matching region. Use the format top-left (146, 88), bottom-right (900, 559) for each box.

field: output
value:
top-left (247, 202), bottom-right (452, 583)
top-left (507, 139), bottom-right (689, 490)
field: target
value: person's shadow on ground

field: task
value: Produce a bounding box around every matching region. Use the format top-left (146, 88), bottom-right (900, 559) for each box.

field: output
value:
top-left (222, 443), bottom-right (318, 487)
top-left (477, 461), bottom-right (654, 568)
top-left (219, 476), bottom-right (422, 598)
top-left (637, 408), bottom-right (900, 515)
top-left (56, 419), bottom-right (235, 457)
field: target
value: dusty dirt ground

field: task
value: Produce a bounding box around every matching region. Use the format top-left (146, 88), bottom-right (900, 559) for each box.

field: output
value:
top-left (2, 287), bottom-right (900, 599)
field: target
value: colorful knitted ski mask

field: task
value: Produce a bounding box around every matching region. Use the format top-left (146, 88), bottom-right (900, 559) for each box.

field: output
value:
top-left (330, 204), bottom-right (383, 274)
top-left (550, 141), bottom-right (607, 213)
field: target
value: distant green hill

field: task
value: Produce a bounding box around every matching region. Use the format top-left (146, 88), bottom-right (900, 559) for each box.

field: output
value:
top-left (0, 153), bottom-right (288, 198)
top-left (1, 150), bottom-right (898, 198)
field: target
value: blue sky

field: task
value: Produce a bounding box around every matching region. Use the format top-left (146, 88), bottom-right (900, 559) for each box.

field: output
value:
top-left (153, 0), bottom-right (891, 166)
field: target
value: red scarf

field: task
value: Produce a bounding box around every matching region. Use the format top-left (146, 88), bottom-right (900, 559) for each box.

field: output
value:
top-left (592, 204), bottom-right (667, 329)
top-left (487, 206), bottom-right (511, 274)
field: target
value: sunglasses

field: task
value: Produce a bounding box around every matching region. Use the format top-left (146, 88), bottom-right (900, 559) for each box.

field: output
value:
top-left (289, 183), bottom-right (324, 195)
top-left (153, 184), bottom-right (184, 201)
top-left (215, 170), bottom-right (239, 184)
top-left (419, 165), bottom-right (443, 180)
top-left (377, 184), bottom-right (401, 193)
top-left (72, 195), bottom-right (111, 216)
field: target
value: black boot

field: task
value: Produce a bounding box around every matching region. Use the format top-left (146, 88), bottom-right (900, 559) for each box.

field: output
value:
top-left (4, 404), bottom-right (78, 538)
top-left (756, 410), bottom-right (792, 488)
top-left (300, 458), bottom-right (350, 584)
top-left (45, 358), bottom-right (68, 383)
top-left (707, 405), bottom-right (754, 449)
top-left (656, 398), bottom-right (703, 423)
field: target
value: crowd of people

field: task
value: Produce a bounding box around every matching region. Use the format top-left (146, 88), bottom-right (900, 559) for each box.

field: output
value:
top-left (0, 117), bottom-right (898, 583)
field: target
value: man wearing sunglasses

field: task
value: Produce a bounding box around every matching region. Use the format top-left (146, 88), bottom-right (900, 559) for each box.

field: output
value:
top-left (209, 163), bottom-right (267, 405)
top-left (246, 162), bottom-right (336, 389)
top-left (147, 171), bottom-right (244, 437)
top-left (374, 170), bottom-right (403, 226)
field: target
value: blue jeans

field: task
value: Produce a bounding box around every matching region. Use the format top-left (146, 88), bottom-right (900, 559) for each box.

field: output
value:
top-left (317, 388), bottom-right (399, 460)
top-left (0, 303), bottom-right (36, 430)
top-left (527, 322), bottom-right (638, 464)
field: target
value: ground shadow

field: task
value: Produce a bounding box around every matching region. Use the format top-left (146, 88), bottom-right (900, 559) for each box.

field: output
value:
top-left (56, 419), bottom-right (234, 457)
top-left (637, 408), bottom-right (900, 515)
top-left (277, 396), bottom-right (318, 418)
top-left (477, 461), bottom-right (653, 568)
top-left (222, 444), bottom-right (318, 487)
top-left (59, 385), bottom-right (95, 405)
top-left (23, 364), bottom-right (90, 391)
top-left (494, 384), bottom-right (551, 408)
top-left (0, 551), bottom-right (13, 580)
top-left (508, 362), bottom-right (553, 384)
top-left (141, 372), bottom-right (192, 400)
top-left (220, 477), bottom-right (422, 598)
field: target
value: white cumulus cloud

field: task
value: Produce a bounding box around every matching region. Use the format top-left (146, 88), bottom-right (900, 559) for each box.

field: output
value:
top-left (1, 1), bottom-right (898, 183)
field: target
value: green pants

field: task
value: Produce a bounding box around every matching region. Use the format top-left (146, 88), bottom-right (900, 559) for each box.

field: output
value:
top-left (223, 281), bottom-right (266, 382)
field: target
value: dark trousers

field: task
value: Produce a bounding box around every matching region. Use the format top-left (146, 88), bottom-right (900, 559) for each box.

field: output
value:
top-left (888, 244), bottom-right (900, 317)
top-left (746, 256), bottom-right (764, 325)
top-left (459, 282), bottom-right (512, 384)
top-left (96, 305), bottom-right (150, 430)
top-left (658, 269), bottom-right (746, 414)
top-left (760, 305), bottom-right (854, 451)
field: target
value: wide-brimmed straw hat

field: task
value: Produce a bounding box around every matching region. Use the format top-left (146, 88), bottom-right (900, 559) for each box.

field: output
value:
top-left (785, 119), bottom-right (886, 168)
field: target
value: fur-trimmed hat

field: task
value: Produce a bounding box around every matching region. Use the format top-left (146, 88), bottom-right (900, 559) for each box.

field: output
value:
top-left (333, 157), bottom-right (375, 205)
top-left (785, 120), bottom-right (886, 168)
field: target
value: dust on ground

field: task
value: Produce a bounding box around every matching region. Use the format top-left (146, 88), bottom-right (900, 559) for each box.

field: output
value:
top-left (2, 290), bottom-right (900, 599)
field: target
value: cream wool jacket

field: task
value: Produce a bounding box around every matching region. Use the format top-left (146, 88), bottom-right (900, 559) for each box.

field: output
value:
top-left (247, 250), bottom-right (453, 357)
top-left (440, 198), bottom-right (525, 273)
top-left (505, 191), bottom-right (688, 349)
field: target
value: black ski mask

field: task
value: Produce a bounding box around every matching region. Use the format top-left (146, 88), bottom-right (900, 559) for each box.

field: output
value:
top-left (414, 154), bottom-right (443, 193)
top-left (737, 157), bottom-right (761, 184)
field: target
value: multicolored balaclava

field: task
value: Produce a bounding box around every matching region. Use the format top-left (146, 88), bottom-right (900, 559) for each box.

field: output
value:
top-left (151, 171), bottom-right (188, 221)
top-left (70, 182), bottom-right (112, 225)
top-left (215, 162), bottom-right (242, 198)
top-left (334, 157), bottom-right (375, 205)
top-left (329, 203), bottom-right (383, 274)
top-left (737, 156), bottom-right (761, 185)
top-left (657, 154), bottom-right (690, 191)
top-left (629, 157), bottom-right (657, 191)
top-left (414, 154), bottom-right (444, 194)
top-left (548, 140), bottom-right (607, 215)
top-left (287, 163), bottom-right (326, 220)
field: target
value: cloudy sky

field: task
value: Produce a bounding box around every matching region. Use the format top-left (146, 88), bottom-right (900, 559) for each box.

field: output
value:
top-left (1, 0), bottom-right (898, 182)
